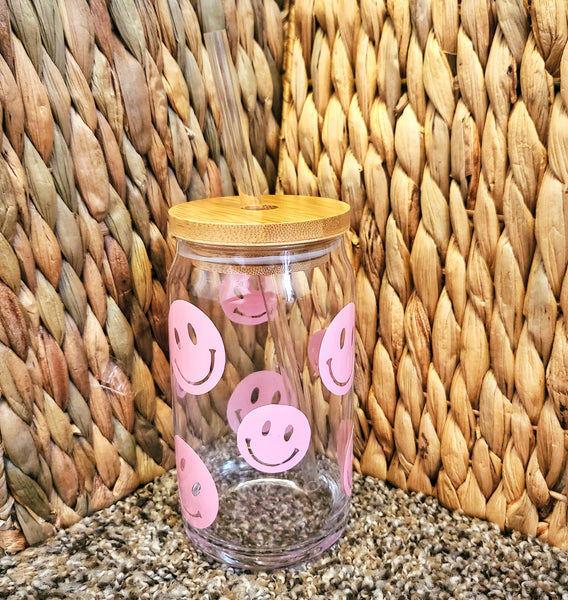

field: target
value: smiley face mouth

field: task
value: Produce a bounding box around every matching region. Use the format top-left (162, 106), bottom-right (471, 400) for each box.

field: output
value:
top-left (245, 440), bottom-right (299, 467)
top-left (234, 307), bottom-right (267, 320)
top-left (183, 507), bottom-right (202, 520)
top-left (174, 349), bottom-right (216, 387)
top-left (326, 358), bottom-right (352, 388)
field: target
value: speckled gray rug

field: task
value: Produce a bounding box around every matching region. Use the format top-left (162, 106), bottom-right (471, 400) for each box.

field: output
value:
top-left (1, 471), bottom-right (568, 600)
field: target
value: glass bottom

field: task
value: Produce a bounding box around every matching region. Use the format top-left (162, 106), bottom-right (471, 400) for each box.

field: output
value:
top-left (180, 445), bottom-right (350, 569)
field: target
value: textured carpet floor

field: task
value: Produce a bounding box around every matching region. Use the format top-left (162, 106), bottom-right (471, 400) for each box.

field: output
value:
top-left (1, 471), bottom-right (567, 599)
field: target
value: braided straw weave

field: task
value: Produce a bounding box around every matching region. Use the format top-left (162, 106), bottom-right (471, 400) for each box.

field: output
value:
top-left (0, 0), bottom-right (285, 551)
top-left (278, 0), bottom-right (568, 548)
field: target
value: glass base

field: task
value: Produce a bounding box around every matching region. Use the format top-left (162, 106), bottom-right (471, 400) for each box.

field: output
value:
top-left (184, 520), bottom-right (345, 570)
top-left (181, 453), bottom-right (350, 569)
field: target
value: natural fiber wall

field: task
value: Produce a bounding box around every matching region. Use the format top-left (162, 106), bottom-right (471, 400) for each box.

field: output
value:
top-left (3, 0), bottom-right (568, 554)
top-left (277, 0), bottom-right (568, 549)
top-left (0, 0), bottom-right (285, 552)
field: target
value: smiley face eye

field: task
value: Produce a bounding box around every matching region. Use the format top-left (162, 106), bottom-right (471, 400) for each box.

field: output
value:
top-left (284, 424), bottom-right (294, 442)
top-left (251, 387), bottom-right (260, 404)
top-left (271, 390), bottom-right (281, 404)
top-left (233, 287), bottom-right (244, 299)
top-left (180, 457), bottom-right (185, 471)
top-left (339, 327), bottom-right (346, 349)
top-left (192, 482), bottom-right (201, 496)
top-left (174, 328), bottom-right (181, 349)
top-left (187, 322), bottom-right (197, 344)
top-left (261, 420), bottom-right (271, 436)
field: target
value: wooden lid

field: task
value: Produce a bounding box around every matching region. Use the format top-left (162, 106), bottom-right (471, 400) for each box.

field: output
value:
top-left (168, 195), bottom-right (350, 246)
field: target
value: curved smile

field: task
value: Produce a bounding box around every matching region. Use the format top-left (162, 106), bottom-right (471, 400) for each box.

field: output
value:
top-left (326, 358), bottom-right (352, 388)
top-left (174, 349), bottom-right (216, 387)
top-left (234, 307), bottom-right (267, 319)
top-left (245, 440), bottom-right (299, 467)
top-left (183, 507), bottom-right (202, 519)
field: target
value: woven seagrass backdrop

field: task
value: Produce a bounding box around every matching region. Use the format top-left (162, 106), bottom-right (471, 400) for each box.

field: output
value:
top-left (2, 0), bottom-right (568, 553)
top-left (0, 0), bottom-right (285, 552)
top-left (277, 0), bottom-right (568, 550)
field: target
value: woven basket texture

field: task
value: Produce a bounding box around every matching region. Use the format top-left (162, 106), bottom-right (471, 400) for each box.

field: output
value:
top-left (0, 0), bottom-right (285, 552)
top-left (3, 0), bottom-right (568, 554)
top-left (277, 0), bottom-right (568, 550)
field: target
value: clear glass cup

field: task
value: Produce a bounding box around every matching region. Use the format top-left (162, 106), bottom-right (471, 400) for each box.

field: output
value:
top-left (167, 195), bottom-right (355, 569)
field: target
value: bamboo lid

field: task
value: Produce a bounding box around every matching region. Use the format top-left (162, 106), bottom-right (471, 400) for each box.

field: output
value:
top-left (168, 195), bottom-right (351, 246)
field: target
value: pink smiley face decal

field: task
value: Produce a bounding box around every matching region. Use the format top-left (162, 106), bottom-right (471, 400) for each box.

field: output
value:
top-left (219, 273), bottom-right (276, 325)
top-left (226, 370), bottom-right (293, 433)
top-left (337, 419), bottom-right (353, 496)
top-left (318, 303), bottom-right (355, 395)
top-left (168, 300), bottom-right (226, 395)
top-left (175, 435), bottom-right (219, 528)
top-left (237, 404), bottom-right (311, 474)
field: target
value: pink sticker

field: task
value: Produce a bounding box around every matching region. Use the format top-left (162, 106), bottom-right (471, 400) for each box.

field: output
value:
top-left (237, 404), bottom-right (311, 474)
top-left (226, 370), bottom-right (293, 432)
top-left (168, 300), bottom-right (226, 395)
top-left (175, 435), bottom-right (219, 528)
top-left (337, 420), bottom-right (353, 496)
top-left (219, 273), bottom-right (276, 325)
top-left (308, 329), bottom-right (326, 375)
top-left (319, 303), bottom-right (355, 395)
